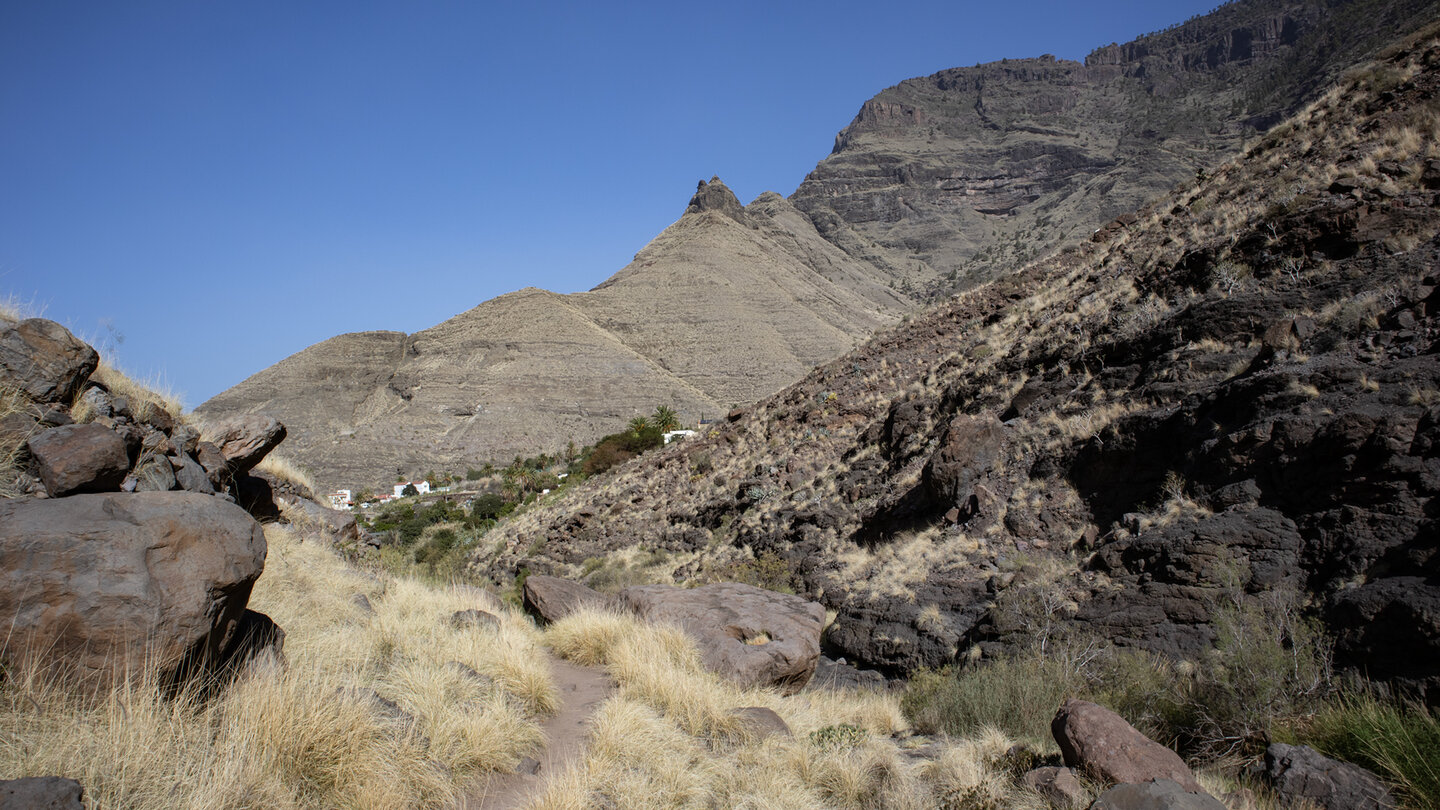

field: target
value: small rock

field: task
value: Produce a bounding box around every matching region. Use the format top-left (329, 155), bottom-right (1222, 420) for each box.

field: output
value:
top-left (515, 757), bottom-right (541, 775)
top-left (729, 706), bottom-right (791, 741)
top-left (352, 593), bottom-right (375, 614)
top-left (1023, 766), bottom-right (1087, 808)
top-left (448, 609), bottom-right (500, 630)
top-left (130, 452), bottom-right (178, 492)
top-left (172, 453), bottom-right (214, 494)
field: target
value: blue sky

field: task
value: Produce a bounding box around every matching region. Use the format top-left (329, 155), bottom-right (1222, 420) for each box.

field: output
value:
top-left (1, 1), bottom-right (1219, 407)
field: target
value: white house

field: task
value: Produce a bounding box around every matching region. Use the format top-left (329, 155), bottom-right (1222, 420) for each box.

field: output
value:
top-left (328, 489), bottom-right (352, 509)
top-left (393, 480), bottom-right (432, 498)
top-left (663, 429), bottom-right (697, 444)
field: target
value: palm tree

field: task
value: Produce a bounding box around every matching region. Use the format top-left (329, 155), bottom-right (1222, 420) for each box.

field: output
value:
top-left (652, 405), bottom-right (680, 432)
top-left (628, 416), bottom-right (650, 435)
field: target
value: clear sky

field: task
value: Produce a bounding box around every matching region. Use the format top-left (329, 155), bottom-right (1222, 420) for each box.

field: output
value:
top-left (2, 0), bottom-right (1220, 408)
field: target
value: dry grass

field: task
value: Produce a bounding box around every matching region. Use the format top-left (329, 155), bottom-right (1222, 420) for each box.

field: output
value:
top-left (72, 358), bottom-right (186, 425)
top-left (534, 607), bottom-right (1045, 810)
top-left (0, 383), bottom-right (38, 498)
top-left (255, 452), bottom-right (319, 500)
top-left (0, 524), bottom-right (551, 808)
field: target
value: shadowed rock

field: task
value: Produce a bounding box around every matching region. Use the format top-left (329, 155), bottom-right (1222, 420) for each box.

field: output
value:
top-left (1089, 779), bottom-right (1227, 809)
top-left (1262, 743), bottom-right (1396, 810)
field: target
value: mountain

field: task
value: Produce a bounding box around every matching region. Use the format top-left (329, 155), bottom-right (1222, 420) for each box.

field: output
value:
top-left (201, 0), bottom-right (1440, 493)
top-left (475, 25), bottom-right (1440, 701)
top-left (197, 180), bottom-right (905, 491)
top-left (793, 0), bottom-right (1440, 295)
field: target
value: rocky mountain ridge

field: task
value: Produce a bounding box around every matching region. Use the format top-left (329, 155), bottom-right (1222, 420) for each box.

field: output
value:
top-left (198, 180), bottom-right (907, 492)
top-left (793, 0), bottom-right (1440, 295)
top-left (474, 26), bottom-right (1440, 702)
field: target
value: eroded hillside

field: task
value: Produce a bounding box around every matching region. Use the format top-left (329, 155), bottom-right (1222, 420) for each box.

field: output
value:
top-left (476, 29), bottom-right (1440, 702)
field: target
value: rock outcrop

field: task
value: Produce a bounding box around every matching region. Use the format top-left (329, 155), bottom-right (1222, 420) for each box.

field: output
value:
top-left (0, 492), bottom-right (268, 688)
top-left (522, 575), bottom-right (613, 623)
top-left (1089, 780), bottom-right (1227, 810)
top-left (0, 777), bottom-right (85, 810)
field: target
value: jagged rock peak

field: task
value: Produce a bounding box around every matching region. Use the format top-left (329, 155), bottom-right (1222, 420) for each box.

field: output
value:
top-left (686, 176), bottom-right (746, 224)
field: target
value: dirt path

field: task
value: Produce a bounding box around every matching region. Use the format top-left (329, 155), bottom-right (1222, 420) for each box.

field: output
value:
top-left (461, 655), bottom-right (614, 810)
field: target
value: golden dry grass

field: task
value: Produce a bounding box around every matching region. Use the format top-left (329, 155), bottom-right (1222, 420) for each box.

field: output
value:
top-left (255, 452), bottom-right (319, 500)
top-left (0, 524), bottom-right (552, 809)
top-left (533, 607), bottom-right (1047, 810)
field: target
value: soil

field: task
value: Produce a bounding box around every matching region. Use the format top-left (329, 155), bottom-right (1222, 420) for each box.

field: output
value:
top-left (461, 654), bottom-right (614, 810)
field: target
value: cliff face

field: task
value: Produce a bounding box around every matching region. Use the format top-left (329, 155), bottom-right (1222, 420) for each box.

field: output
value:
top-left (197, 180), bottom-right (905, 491)
top-left (791, 0), bottom-right (1440, 296)
top-left (478, 29), bottom-right (1440, 701)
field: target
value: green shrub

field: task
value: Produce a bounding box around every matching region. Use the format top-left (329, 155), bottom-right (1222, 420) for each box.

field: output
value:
top-left (809, 723), bottom-right (868, 750)
top-left (902, 639), bottom-right (1187, 749)
top-left (1303, 694), bottom-right (1440, 809)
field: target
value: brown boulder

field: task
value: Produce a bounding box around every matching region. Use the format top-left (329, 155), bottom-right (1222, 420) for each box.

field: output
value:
top-left (0, 319), bottom-right (97, 404)
top-left (619, 582), bottom-right (824, 694)
top-left (1262, 743), bottom-right (1396, 810)
top-left (0, 492), bottom-right (268, 689)
top-left (26, 423), bottom-right (129, 496)
top-left (1052, 699), bottom-right (1203, 793)
top-left (522, 575), bottom-right (612, 623)
top-left (202, 415), bottom-right (286, 474)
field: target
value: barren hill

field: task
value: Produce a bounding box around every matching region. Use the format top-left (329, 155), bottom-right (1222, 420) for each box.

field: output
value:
top-left (792, 0), bottom-right (1440, 295)
top-left (198, 180), bottom-right (903, 491)
top-left (476, 27), bottom-right (1440, 702)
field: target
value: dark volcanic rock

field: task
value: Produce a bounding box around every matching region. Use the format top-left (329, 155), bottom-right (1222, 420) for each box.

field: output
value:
top-left (26, 422), bottom-right (129, 496)
top-left (0, 318), bottom-right (97, 404)
top-left (1262, 743), bottom-right (1396, 810)
top-left (1090, 779), bottom-right (1227, 810)
top-left (0, 776), bottom-right (85, 810)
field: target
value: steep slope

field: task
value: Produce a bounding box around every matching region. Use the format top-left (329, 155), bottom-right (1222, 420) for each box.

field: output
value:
top-left (198, 180), bottom-right (902, 491)
top-left (792, 0), bottom-right (1440, 295)
top-left (476, 28), bottom-right (1440, 702)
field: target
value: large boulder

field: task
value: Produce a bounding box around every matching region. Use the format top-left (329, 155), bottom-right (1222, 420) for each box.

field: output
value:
top-left (0, 492), bottom-right (268, 689)
top-left (1089, 779), bottom-right (1227, 810)
top-left (522, 575), bottom-right (612, 623)
top-left (0, 319), bottom-right (97, 404)
top-left (201, 415), bottom-right (286, 474)
top-left (1052, 700), bottom-right (1204, 793)
top-left (619, 582), bottom-right (824, 694)
top-left (0, 776), bottom-right (85, 809)
top-left (26, 423), bottom-right (129, 496)
top-left (923, 413), bottom-right (1007, 526)
top-left (1261, 743), bottom-right (1395, 810)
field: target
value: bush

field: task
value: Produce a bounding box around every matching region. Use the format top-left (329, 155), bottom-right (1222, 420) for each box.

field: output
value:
top-left (1301, 694), bottom-right (1440, 809)
top-left (902, 640), bottom-right (1186, 748)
